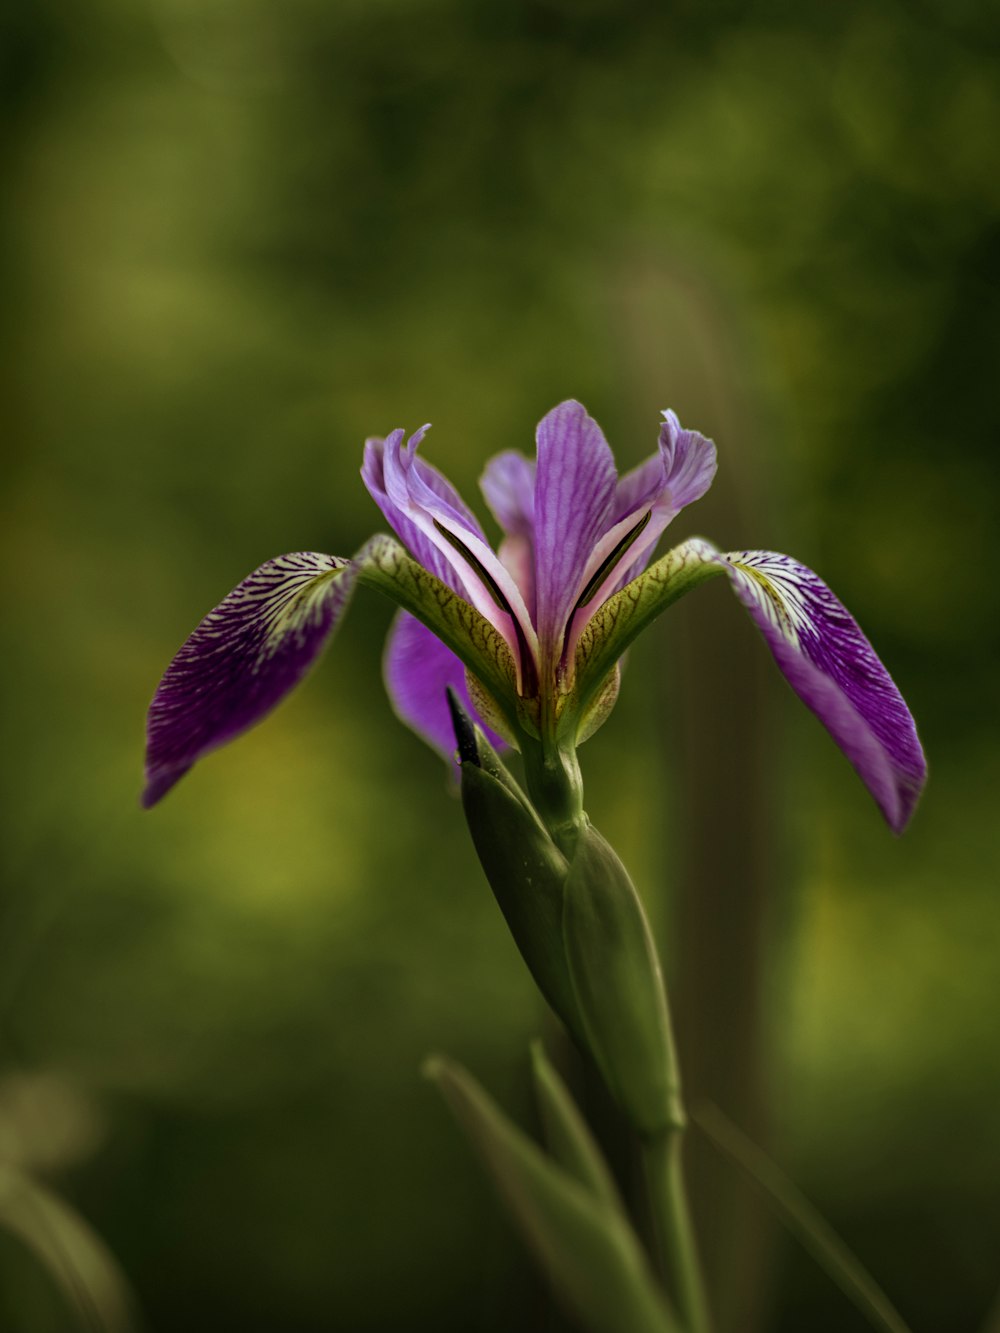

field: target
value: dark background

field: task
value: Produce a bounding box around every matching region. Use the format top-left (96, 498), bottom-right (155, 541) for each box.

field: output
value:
top-left (2, 0), bottom-right (998, 1329)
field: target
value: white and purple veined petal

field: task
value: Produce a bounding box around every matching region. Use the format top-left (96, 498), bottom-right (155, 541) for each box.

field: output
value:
top-left (383, 611), bottom-right (508, 765)
top-left (363, 426), bottom-right (539, 690)
top-left (717, 548), bottom-right (926, 833)
top-left (563, 412), bottom-right (718, 666)
top-left (143, 552), bottom-right (355, 807)
top-left (479, 449), bottom-right (538, 619)
top-left (362, 429), bottom-right (466, 589)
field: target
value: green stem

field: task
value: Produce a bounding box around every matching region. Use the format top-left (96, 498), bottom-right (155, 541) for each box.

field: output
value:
top-left (643, 1132), bottom-right (712, 1333)
top-left (520, 738), bottom-right (587, 857)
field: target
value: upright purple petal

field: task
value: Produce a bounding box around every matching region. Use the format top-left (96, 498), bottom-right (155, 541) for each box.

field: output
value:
top-left (383, 611), bottom-right (508, 763)
top-left (719, 549), bottom-right (926, 832)
top-left (363, 425), bottom-right (538, 685)
top-left (480, 450), bottom-right (538, 618)
top-left (143, 552), bottom-right (354, 806)
top-left (481, 450), bottom-right (537, 536)
top-left (601, 411), bottom-right (718, 596)
top-left (563, 413), bottom-right (718, 666)
top-left (533, 401), bottom-right (617, 653)
top-left (363, 429), bottom-right (459, 588)
top-left (655, 410), bottom-right (718, 513)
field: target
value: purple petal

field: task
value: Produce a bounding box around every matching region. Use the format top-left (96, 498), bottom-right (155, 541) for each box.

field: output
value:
top-left (383, 610), bottom-right (508, 763)
top-left (719, 550), bottom-right (926, 832)
top-left (533, 401), bottom-right (618, 652)
top-left (563, 413), bottom-right (718, 665)
top-left (480, 450), bottom-right (538, 618)
top-left (481, 450), bottom-right (537, 537)
top-left (655, 410), bottom-right (718, 513)
top-left (363, 429), bottom-right (460, 588)
top-left (601, 411), bottom-right (718, 595)
top-left (143, 552), bottom-right (353, 806)
top-left (364, 425), bottom-right (538, 687)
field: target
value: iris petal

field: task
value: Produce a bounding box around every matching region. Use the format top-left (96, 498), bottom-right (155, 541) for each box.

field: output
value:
top-left (565, 414), bottom-right (718, 665)
top-left (143, 552), bottom-right (354, 806)
top-left (364, 426), bottom-right (538, 685)
top-left (383, 611), bottom-right (507, 764)
top-left (719, 549), bottom-right (926, 832)
top-left (533, 401), bottom-right (618, 654)
top-left (363, 428), bottom-right (471, 588)
top-left (480, 450), bottom-right (538, 618)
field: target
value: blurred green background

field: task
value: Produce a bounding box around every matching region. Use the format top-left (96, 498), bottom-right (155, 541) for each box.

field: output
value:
top-left (2, 0), bottom-right (999, 1329)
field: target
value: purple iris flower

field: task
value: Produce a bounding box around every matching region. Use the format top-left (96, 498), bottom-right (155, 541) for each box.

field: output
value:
top-left (143, 400), bottom-right (925, 831)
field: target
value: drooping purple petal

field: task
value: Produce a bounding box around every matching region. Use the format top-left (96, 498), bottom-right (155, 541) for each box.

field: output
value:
top-left (143, 552), bottom-right (354, 806)
top-left (363, 425), bottom-right (537, 684)
top-left (533, 401), bottom-right (618, 654)
top-left (480, 450), bottom-right (538, 618)
top-left (383, 610), bottom-right (508, 763)
top-left (718, 549), bottom-right (926, 832)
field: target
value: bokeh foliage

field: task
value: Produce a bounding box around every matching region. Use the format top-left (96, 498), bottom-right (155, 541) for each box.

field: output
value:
top-left (2, 0), bottom-right (998, 1329)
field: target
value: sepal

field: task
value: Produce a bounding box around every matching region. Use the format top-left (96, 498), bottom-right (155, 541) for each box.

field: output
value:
top-left (425, 1055), bottom-right (679, 1333)
top-left (143, 552), bottom-right (356, 806)
top-left (709, 546), bottom-right (926, 832)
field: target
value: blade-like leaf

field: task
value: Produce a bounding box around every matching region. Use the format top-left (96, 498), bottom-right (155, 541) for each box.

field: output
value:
top-left (425, 1056), bottom-right (679, 1333)
top-left (529, 1042), bottom-right (626, 1218)
top-left (0, 1163), bottom-right (139, 1333)
top-left (694, 1103), bottom-right (914, 1333)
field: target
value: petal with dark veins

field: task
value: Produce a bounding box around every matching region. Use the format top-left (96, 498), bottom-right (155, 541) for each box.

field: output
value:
top-left (719, 549), bottom-right (926, 832)
top-left (143, 552), bottom-right (354, 806)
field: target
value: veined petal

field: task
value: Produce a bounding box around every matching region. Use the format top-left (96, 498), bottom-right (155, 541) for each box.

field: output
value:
top-left (352, 534), bottom-right (520, 735)
top-left (480, 450), bottom-right (538, 618)
top-left (143, 553), bottom-right (354, 806)
top-left (481, 450), bottom-right (537, 537)
top-left (365, 426), bottom-right (538, 688)
top-left (362, 430), bottom-right (460, 588)
top-left (564, 414), bottom-right (718, 665)
top-left (597, 411), bottom-right (718, 596)
top-left (533, 401), bottom-right (617, 654)
top-left (655, 410), bottom-right (719, 513)
top-left (717, 549), bottom-right (926, 832)
top-left (384, 611), bottom-right (508, 763)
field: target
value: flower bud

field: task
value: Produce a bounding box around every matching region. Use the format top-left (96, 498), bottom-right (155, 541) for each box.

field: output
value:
top-left (447, 691), bottom-right (584, 1044)
top-left (562, 825), bottom-right (683, 1138)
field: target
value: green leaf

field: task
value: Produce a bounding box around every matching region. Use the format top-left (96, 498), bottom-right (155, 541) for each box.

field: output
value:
top-left (529, 1042), bottom-right (626, 1219)
top-left (355, 534), bottom-right (520, 730)
top-left (425, 1055), bottom-right (679, 1333)
top-left (0, 1163), bottom-right (140, 1333)
top-left (571, 538), bottom-right (723, 726)
top-left (562, 825), bottom-right (683, 1139)
top-left (694, 1103), bottom-right (914, 1333)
